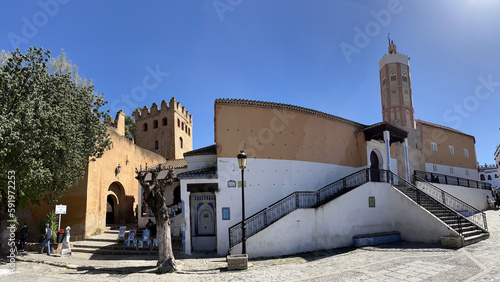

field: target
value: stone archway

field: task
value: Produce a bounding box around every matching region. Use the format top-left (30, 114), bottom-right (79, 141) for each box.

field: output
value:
top-left (107, 182), bottom-right (126, 225)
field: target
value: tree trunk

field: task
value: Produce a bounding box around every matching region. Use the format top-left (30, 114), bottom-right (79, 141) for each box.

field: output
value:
top-left (156, 213), bottom-right (176, 272)
top-left (0, 204), bottom-right (10, 257)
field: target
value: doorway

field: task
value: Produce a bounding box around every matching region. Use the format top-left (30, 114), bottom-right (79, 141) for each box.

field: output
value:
top-left (106, 195), bottom-right (115, 224)
top-left (370, 150), bottom-right (381, 182)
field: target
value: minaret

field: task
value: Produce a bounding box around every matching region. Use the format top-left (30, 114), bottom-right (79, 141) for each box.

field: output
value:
top-left (379, 39), bottom-right (415, 129)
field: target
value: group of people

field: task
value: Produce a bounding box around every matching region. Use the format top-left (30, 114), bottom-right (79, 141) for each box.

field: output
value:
top-left (16, 222), bottom-right (71, 256)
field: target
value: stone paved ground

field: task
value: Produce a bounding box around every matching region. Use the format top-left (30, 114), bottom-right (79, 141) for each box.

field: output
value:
top-left (1, 210), bottom-right (499, 281)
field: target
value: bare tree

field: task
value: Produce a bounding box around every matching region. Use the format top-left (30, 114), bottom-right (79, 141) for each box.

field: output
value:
top-left (135, 164), bottom-right (176, 272)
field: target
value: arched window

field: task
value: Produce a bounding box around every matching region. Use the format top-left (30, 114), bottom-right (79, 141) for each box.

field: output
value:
top-left (155, 140), bottom-right (158, 150)
top-left (162, 118), bottom-right (167, 126)
top-left (480, 174), bottom-right (485, 181)
top-left (177, 119), bottom-right (180, 127)
top-left (179, 137), bottom-right (183, 149)
top-left (488, 175), bottom-right (492, 180)
top-left (143, 123), bottom-right (148, 132)
top-left (153, 120), bottom-right (158, 129)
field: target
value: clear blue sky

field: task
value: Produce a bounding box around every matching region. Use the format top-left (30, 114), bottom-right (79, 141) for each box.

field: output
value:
top-left (1, 0), bottom-right (499, 165)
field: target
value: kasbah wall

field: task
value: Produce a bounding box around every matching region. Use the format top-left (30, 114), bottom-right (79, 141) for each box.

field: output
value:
top-left (20, 110), bottom-right (166, 239)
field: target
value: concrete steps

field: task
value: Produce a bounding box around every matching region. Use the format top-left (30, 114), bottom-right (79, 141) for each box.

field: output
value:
top-left (71, 227), bottom-right (182, 256)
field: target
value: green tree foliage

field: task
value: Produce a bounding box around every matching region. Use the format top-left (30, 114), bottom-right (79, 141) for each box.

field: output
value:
top-left (0, 47), bottom-right (111, 209)
top-left (124, 115), bottom-right (136, 142)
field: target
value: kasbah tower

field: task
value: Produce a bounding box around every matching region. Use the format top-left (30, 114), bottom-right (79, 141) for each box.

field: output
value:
top-left (134, 97), bottom-right (193, 160)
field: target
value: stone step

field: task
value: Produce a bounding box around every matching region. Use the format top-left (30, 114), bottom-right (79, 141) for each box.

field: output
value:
top-left (463, 232), bottom-right (490, 246)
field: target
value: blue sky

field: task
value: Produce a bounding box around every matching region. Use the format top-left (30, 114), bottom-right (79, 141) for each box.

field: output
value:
top-left (1, 0), bottom-right (499, 165)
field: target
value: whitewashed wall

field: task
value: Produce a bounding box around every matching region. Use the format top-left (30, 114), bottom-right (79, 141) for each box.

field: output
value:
top-left (216, 157), bottom-right (362, 255)
top-left (425, 163), bottom-right (479, 181)
top-left (416, 182), bottom-right (492, 211)
top-left (231, 182), bottom-right (456, 258)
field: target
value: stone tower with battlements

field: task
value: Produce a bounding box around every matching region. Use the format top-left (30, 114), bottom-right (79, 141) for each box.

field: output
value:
top-left (134, 97), bottom-right (193, 160)
top-left (379, 40), bottom-right (415, 129)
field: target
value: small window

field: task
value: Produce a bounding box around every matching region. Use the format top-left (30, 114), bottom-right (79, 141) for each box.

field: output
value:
top-left (368, 196), bottom-right (375, 208)
top-left (449, 167), bottom-right (454, 174)
top-left (222, 208), bottom-right (230, 220)
top-left (449, 146), bottom-right (454, 155)
top-left (465, 169), bottom-right (469, 176)
top-left (162, 118), bottom-right (167, 126)
top-left (464, 149), bottom-right (469, 158)
top-left (188, 128), bottom-right (191, 136)
top-left (433, 165), bottom-right (438, 172)
top-left (177, 119), bottom-right (180, 127)
top-left (155, 140), bottom-right (158, 150)
top-left (488, 175), bottom-right (492, 180)
top-left (153, 120), bottom-right (158, 129)
top-left (431, 142), bottom-right (437, 152)
top-left (382, 79), bottom-right (386, 86)
top-left (402, 76), bottom-right (408, 82)
top-left (179, 137), bottom-right (183, 149)
top-left (143, 123), bottom-right (148, 132)
top-left (495, 174), bottom-right (498, 178)
top-left (181, 122), bottom-right (184, 130)
top-left (390, 75), bottom-right (397, 81)
top-left (480, 174), bottom-right (485, 181)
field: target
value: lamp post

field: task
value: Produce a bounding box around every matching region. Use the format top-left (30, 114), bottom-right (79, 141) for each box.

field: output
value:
top-left (237, 150), bottom-right (247, 254)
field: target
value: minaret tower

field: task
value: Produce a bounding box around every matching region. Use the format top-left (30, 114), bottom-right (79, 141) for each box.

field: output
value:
top-left (379, 37), bottom-right (415, 129)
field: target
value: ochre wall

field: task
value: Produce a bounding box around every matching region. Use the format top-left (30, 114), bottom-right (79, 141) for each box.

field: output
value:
top-left (84, 127), bottom-right (165, 238)
top-left (215, 100), bottom-right (367, 167)
top-left (417, 121), bottom-right (477, 170)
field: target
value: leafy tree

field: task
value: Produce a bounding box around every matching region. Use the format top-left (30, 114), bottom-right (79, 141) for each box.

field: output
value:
top-left (0, 47), bottom-right (111, 255)
top-left (136, 165), bottom-right (177, 272)
top-left (124, 115), bottom-right (136, 141)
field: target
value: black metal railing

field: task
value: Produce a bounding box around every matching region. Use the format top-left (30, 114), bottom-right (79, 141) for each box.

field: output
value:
top-left (413, 175), bottom-right (488, 232)
top-left (229, 169), bottom-right (371, 248)
top-left (414, 170), bottom-right (491, 190)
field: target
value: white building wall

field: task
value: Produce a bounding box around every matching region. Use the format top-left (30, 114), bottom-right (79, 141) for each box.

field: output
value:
top-left (216, 157), bottom-right (362, 255)
top-left (231, 182), bottom-right (456, 258)
top-left (425, 162), bottom-right (479, 180)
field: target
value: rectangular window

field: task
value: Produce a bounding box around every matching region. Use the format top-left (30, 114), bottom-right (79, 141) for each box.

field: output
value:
top-left (464, 149), bottom-right (469, 158)
top-left (222, 207), bottom-right (230, 220)
top-left (390, 75), bottom-right (397, 81)
top-left (431, 142), bottom-right (437, 152)
top-left (433, 165), bottom-right (438, 172)
top-left (449, 167), bottom-right (454, 174)
top-left (402, 76), bottom-right (408, 82)
top-left (449, 145), bottom-right (454, 155)
top-left (465, 169), bottom-right (469, 175)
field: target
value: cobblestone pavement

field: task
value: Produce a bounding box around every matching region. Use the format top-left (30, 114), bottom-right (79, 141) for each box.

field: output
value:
top-left (1, 210), bottom-right (499, 281)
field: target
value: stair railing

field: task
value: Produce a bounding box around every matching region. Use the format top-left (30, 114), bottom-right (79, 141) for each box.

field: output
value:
top-left (229, 168), bottom-right (370, 248)
top-left (413, 175), bottom-right (488, 232)
top-left (414, 170), bottom-right (492, 190)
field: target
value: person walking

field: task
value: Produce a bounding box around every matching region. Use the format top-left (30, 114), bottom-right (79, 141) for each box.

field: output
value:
top-left (19, 223), bottom-right (29, 252)
top-left (40, 223), bottom-right (52, 256)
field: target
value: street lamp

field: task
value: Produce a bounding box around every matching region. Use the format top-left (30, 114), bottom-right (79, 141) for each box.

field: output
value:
top-left (237, 150), bottom-right (247, 254)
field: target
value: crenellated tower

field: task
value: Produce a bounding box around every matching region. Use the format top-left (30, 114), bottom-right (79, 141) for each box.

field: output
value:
top-left (134, 97), bottom-right (193, 160)
top-left (379, 40), bottom-right (415, 129)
